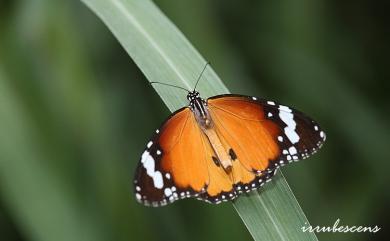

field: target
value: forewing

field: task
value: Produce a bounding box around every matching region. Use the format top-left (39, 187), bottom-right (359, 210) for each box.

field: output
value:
top-left (134, 107), bottom-right (210, 207)
top-left (207, 94), bottom-right (326, 173)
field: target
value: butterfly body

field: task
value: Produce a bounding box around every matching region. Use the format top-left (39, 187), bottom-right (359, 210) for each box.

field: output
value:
top-left (188, 91), bottom-right (234, 171)
top-left (134, 92), bottom-right (326, 207)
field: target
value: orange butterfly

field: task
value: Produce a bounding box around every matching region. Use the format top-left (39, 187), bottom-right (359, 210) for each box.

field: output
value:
top-left (134, 64), bottom-right (326, 207)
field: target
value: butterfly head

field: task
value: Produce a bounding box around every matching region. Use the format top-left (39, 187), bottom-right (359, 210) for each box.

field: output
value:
top-left (187, 91), bottom-right (201, 102)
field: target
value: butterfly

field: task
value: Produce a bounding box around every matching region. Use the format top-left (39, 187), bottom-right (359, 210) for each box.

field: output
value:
top-left (133, 64), bottom-right (326, 207)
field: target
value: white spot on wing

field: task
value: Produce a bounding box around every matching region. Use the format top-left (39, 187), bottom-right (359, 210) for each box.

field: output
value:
top-left (153, 171), bottom-right (163, 188)
top-left (147, 141), bottom-right (153, 148)
top-left (285, 128), bottom-right (300, 143)
top-left (136, 193), bottom-right (142, 200)
top-left (288, 146), bottom-right (297, 155)
top-left (141, 151), bottom-right (164, 189)
top-left (279, 105), bottom-right (291, 112)
top-left (164, 188), bottom-right (172, 197)
top-left (267, 101), bottom-right (275, 106)
top-left (279, 106), bottom-right (300, 144)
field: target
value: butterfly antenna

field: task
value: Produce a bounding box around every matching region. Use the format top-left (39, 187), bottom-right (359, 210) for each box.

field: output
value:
top-left (149, 81), bottom-right (190, 92)
top-left (193, 62), bottom-right (210, 91)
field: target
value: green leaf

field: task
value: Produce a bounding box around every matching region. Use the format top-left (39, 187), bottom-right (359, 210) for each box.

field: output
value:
top-left (81, 0), bottom-right (318, 240)
top-left (233, 172), bottom-right (318, 241)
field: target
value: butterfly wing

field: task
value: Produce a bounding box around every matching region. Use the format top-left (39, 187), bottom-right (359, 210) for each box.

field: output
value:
top-left (134, 107), bottom-right (212, 206)
top-left (207, 94), bottom-right (326, 174)
top-left (134, 94), bottom-right (326, 206)
top-left (134, 104), bottom-right (277, 206)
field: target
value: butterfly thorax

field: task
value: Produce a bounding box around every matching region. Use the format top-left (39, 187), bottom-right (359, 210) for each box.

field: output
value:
top-left (187, 91), bottom-right (212, 129)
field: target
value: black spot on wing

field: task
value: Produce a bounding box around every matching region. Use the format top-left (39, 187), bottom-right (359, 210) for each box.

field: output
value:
top-left (212, 156), bottom-right (220, 167)
top-left (229, 148), bottom-right (237, 161)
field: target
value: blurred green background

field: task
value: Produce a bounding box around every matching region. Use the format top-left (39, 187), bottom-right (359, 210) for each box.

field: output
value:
top-left (0, 0), bottom-right (388, 241)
